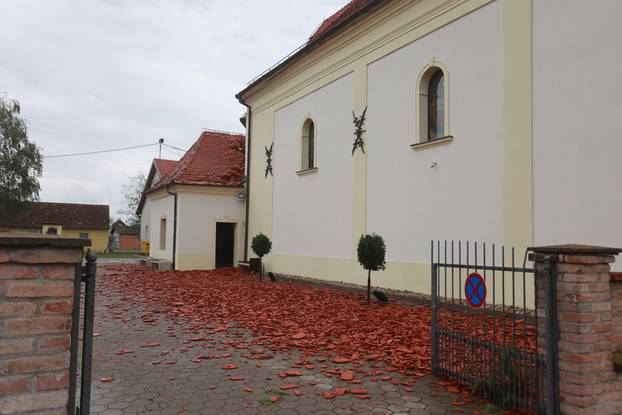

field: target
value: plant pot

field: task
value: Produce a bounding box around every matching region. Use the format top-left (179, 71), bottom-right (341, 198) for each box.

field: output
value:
top-left (249, 258), bottom-right (262, 274)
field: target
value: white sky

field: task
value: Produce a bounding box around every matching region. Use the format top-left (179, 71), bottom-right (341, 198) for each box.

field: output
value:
top-left (0, 0), bottom-right (345, 220)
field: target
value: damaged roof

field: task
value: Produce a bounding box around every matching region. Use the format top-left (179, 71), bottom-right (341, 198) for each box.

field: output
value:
top-left (150, 130), bottom-right (245, 191)
top-left (237, 0), bottom-right (383, 101)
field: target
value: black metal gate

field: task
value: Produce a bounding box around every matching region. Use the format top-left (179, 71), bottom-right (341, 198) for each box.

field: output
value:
top-left (68, 251), bottom-right (97, 415)
top-left (430, 241), bottom-right (559, 415)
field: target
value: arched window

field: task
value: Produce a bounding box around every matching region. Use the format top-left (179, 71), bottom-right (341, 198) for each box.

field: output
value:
top-left (301, 118), bottom-right (316, 170)
top-left (427, 69), bottom-right (444, 140)
top-left (417, 63), bottom-right (450, 145)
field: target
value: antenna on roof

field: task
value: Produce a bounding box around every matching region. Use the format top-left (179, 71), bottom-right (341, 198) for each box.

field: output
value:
top-left (158, 138), bottom-right (164, 158)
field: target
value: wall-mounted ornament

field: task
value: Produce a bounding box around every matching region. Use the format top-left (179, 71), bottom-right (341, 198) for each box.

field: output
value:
top-left (265, 142), bottom-right (273, 178)
top-left (352, 106), bottom-right (367, 156)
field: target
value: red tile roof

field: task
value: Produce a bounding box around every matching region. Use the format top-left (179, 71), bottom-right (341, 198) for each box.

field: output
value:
top-left (117, 224), bottom-right (140, 235)
top-left (237, 0), bottom-right (382, 101)
top-left (309, 0), bottom-right (375, 42)
top-left (1, 202), bottom-right (110, 230)
top-left (150, 130), bottom-right (245, 191)
top-left (136, 158), bottom-right (178, 214)
top-left (153, 159), bottom-right (177, 180)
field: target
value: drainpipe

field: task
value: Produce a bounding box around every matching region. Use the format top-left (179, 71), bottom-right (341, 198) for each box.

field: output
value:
top-left (236, 95), bottom-right (252, 262)
top-left (166, 185), bottom-right (178, 270)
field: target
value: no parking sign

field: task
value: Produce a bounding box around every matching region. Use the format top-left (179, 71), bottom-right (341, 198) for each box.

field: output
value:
top-left (465, 273), bottom-right (486, 309)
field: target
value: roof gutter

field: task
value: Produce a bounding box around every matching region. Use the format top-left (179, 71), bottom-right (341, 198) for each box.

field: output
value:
top-left (236, 97), bottom-right (252, 262)
top-left (165, 185), bottom-right (178, 270)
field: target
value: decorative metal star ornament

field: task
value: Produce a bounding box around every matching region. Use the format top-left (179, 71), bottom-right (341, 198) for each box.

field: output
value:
top-left (352, 106), bottom-right (367, 156)
top-left (265, 142), bottom-right (273, 178)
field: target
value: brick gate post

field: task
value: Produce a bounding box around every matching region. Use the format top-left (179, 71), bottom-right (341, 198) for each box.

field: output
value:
top-left (0, 232), bottom-right (89, 415)
top-left (530, 244), bottom-right (622, 415)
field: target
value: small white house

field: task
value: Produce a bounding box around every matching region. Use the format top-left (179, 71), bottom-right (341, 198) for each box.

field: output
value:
top-left (137, 130), bottom-right (246, 270)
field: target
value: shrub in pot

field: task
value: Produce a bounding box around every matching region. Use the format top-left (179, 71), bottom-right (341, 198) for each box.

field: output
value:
top-left (251, 233), bottom-right (272, 281)
top-left (357, 233), bottom-right (386, 304)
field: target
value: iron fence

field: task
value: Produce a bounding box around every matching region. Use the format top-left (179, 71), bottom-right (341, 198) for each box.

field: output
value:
top-left (68, 250), bottom-right (97, 415)
top-left (431, 241), bottom-right (558, 415)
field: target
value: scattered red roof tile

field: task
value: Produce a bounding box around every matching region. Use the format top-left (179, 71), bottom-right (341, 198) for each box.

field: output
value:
top-left (1, 202), bottom-right (109, 230)
top-left (150, 130), bottom-right (245, 192)
top-left (309, 0), bottom-right (376, 43)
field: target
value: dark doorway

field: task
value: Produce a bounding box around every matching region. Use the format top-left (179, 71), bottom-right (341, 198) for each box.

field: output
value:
top-left (215, 222), bottom-right (235, 268)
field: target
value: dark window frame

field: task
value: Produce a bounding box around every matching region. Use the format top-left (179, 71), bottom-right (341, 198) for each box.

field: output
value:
top-left (427, 69), bottom-right (445, 141)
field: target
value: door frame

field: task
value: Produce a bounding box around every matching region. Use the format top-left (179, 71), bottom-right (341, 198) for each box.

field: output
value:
top-left (212, 219), bottom-right (239, 268)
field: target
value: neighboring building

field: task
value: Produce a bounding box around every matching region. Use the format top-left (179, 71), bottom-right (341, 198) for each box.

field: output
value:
top-left (137, 130), bottom-right (246, 270)
top-left (236, 0), bottom-right (622, 292)
top-left (109, 219), bottom-right (140, 251)
top-left (0, 202), bottom-right (110, 252)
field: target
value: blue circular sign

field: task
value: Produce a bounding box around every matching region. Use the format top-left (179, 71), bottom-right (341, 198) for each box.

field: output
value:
top-left (465, 273), bottom-right (486, 309)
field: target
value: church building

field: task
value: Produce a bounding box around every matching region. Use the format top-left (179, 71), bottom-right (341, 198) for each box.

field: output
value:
top-left (237, 0), bottom-right (622, 291)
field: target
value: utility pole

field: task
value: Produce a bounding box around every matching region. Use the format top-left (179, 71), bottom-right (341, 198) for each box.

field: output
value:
top-left (158, 138), bottom-right (164, 158)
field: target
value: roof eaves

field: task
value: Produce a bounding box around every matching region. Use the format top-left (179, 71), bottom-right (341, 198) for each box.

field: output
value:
top-left (236, 0), bottom-right (385, 102)
top-left (145, 181), bottom-right (244, 194)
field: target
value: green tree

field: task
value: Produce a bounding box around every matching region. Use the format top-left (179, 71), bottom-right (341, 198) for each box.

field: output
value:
top-left (118, 170), bottom-right (146, 226)
top-left (357, 233), bottom-right (386, 304)
top-left (0, 97), bottom-right (42, 222)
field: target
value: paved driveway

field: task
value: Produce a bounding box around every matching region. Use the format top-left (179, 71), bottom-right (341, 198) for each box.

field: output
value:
top-left (87, 266), bottom-right (489, 414)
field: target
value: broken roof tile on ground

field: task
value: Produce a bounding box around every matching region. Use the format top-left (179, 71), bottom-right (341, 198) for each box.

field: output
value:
top-left (101, 264), bottom-right (433, 374)
top-left (93, 265), bottom-right (512, 413)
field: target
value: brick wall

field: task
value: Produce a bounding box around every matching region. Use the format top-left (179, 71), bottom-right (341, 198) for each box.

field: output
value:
top-left (0, 234), bottom-right (86, 415)
top-left (533, 246), bottom-right (622, 415)
top-left (611, 273), bottom-right (622, 349)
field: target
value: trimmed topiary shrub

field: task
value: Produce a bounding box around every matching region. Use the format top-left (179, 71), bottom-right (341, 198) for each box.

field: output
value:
top-left (251, 233), bottom-right (272, 281)
top-left (357, 233), bottom-right (386, 304)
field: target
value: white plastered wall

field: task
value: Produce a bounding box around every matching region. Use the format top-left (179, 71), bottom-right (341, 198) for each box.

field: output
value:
top-left (367, 0), bottom-right (504, 263)
top-left (533, 0), bottom-right (622, 269)
top-left (272, 74), bottom-right (354, 258)
top-left (148, 192), bottom-right (175, 262)
top-left (243, 0), bottom-right (532, 294)
top-left (140, 199), bottom-right (151, 243)
top-left (175, 189), bottom-right (245, 270)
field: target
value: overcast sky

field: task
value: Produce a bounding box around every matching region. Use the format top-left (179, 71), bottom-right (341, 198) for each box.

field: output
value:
top-left (0, 0), bottom-right (345, 220)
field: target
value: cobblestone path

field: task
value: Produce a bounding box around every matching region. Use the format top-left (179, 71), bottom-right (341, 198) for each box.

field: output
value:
top-left (87, 268), bottom-right (489, 414)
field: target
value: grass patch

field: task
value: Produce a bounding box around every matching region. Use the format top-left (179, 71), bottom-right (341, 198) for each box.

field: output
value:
top-left (258, 397), bottom-right (273, 406)
top-left (258, 390), bottom-right (286, 406)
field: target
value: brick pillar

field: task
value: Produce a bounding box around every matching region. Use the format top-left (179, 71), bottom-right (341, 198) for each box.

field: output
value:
top-left (531, 244), bottom-right (622, 415)
top-left (0, 233), bottom-right (88, 415)
top-left (611, 273), bottom-right (622, 369)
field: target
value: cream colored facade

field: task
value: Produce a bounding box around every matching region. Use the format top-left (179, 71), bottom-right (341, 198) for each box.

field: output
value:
top-left (240, 0), bottom-right (622, 294)
top-left (146, 185), bottom-right (245, 270)
top-left (7, 227), bottom-right (108, 252)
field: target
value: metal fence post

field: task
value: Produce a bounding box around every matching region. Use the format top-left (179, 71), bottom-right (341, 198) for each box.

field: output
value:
top-left (79, 250), bottom-right (97, 415)
top-left (431, 262), bottom-right (439, 375)
top-left (67, 263), bottom-right (82, 415)
top-left (544, 255), bottom-right (560, 415)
